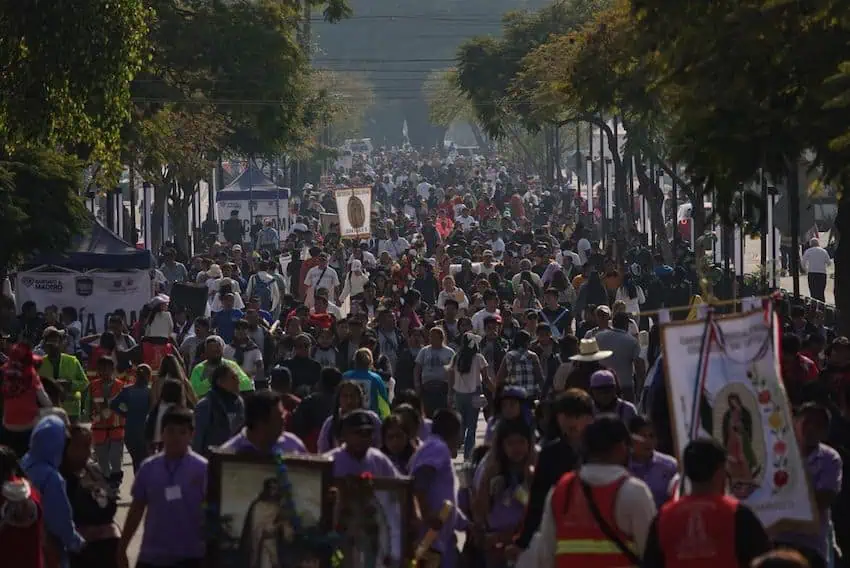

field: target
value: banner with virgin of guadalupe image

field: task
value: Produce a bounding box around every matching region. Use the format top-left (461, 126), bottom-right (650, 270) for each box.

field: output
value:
top-left (662, 307), bottom-right (818, 532)
top-left (334, 187), bottom-right (372, 239)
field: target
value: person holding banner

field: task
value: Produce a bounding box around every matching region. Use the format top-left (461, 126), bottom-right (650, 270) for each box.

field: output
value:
top-left (642, 438), bottom-right (771, 568)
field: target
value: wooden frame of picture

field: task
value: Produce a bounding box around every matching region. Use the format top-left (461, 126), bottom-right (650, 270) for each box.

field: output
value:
top-left (206, 449), bottom-right (334, 568)
top-left (332, 475), bottom-right (415, 568)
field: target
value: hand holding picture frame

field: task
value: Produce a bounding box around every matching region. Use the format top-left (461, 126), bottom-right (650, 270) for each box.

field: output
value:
top-left (206, 449), bottom-right (334, 568)
top-left (333, 475), bottom-right (415, 568)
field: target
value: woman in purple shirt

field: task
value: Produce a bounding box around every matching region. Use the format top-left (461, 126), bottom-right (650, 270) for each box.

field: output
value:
top-left (380, 414), bottom-right (416, 474)
top-left (394, 389), bottom-right (432, 441)
top-left (220, 390), bottom-right (307, 455)
top-left (317, 381), bottom-right (382, 453)
top-left (626, 415), bottom-right (678, 508)
top-left (325, 409), bottom-right (400, 478)
top-left (472, 419), bottom-right (534, 568)
top-left (409, 409), bottom-right (466, 568)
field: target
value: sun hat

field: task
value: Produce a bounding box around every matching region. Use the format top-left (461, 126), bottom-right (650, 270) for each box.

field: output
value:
top-left (569, 338), bottom-right (614, 362)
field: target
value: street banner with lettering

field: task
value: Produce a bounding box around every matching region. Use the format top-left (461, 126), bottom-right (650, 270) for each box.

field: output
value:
top-left (662, 308), bottom-right (817, 532)
top-left (334, 187), bottom-right (372, 239)
top-left (16, 271), bottom-right (152, 336)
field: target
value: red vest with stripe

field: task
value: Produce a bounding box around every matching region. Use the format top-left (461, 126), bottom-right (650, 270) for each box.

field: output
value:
top-left (551, 471), bottom-right (634, 568)
top-left (656, 494), bottom-right (738, 568)
top-left (89, 378), bottom-right (126, 444)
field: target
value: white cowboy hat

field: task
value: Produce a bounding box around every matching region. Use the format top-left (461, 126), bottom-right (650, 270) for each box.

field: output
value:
top-left (569, 338), bottom-right (613, 362)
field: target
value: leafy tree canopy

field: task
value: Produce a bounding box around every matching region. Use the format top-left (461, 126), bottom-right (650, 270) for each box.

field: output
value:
top-left (0, 0), bottom-right (149, 172)
top-left (455, 0), bottom-right (609, 137)
top-left (629, 0), bottom-right (850, 187)
top-left (424, 69), bottom-right (477, 128)
top-left (0, 149), bottom-right (90, 271)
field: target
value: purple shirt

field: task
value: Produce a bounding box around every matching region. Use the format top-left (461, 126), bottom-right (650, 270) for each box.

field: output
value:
top-left (472, 458), bottom-right (527, 533)
top-left (325, 446), bottom-right (401, 478)
top-left (420, 418), bottom-right (433, 440)
top-left (628, 450), bottom-right (678, 508)
top-left (409, 435), bottom-right (459, 564)
top-left (132, 451), bottom-right (208, 564)
top-left (220, 430), bottom-right (307, 455)
top-left (596, 398), bottom-right (638, 423)
top-left (317, 411), bottom-right (382, 453)
top-left (775, 442), bottom-right (842, 560)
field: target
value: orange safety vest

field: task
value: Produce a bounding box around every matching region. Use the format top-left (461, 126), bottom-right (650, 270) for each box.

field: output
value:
top-left (89, 378), bottom-right (126, 444)
top-left (656, 494), bottom-right (738, 568)
top-left (551, 471), bottom-right (635, 568)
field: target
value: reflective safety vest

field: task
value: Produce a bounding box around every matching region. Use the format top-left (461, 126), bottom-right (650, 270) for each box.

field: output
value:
top-left (89, 378), bottom-right (126, 444)
top-left (656, 494), bottom-right (738, 568)
top-left (551, 471), bottom-right (634, 568)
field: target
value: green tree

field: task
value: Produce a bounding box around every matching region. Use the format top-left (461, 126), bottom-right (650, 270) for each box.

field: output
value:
top-left (0, 149), bottom-right (90, 275)
top-left (0, 0), bottom-right (149, 170)
top-left (128, 0), bottom-right (351, 248)
top-left (517, 1), bottom-right (681, 258)
top-left (129, 106), bottom-right (228, 254)
top-left (312, 70), bottom-right (376, 146)
top-left (455, 0), bottom-right (608, 138)
top-left (0, 1), bottom-right (149, 274)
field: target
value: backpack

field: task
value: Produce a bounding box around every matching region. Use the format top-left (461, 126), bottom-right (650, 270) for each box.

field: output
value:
top-left (252, 275), bottom-right (274, 311)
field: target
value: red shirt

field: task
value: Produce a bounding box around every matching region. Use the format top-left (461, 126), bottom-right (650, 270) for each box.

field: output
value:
top-left (1, 361), bottom-right (43, 429)
top-left (0, 478), bottom-right (43, 568)
top-left (657, 494), bottom-right (738, 568)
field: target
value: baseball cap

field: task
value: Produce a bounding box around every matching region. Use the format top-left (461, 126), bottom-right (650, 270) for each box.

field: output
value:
top-left (589, 369), bottom-right (617, 389)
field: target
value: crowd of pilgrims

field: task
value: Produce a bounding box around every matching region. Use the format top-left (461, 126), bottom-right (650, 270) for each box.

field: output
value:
top-left (0, 149), bottom-right (845, 568)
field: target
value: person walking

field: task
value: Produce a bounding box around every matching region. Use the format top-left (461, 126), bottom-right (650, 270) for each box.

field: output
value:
top-left (516, 415), bottom-right (656, 568)
top-left (642, 438), bottom-right (771, 568)
top-left (801, 238), bottom-right (831, 303)
top-left (448, 332), bottom-right (490, 459)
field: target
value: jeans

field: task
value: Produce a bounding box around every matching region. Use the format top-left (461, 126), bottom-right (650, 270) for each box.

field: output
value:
top-left (808, 272), bottom-right (827, 303)
top-left (421, 381), bottom-right (449, 418)
top-left (95, 440), bottom-right (125, 482)
top-left (454, 391), bottom-right (482, 459)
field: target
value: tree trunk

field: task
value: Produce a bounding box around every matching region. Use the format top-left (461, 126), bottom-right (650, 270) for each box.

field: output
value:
top-left (470, 124), bottom-right (489, 152)
top-left (171, 178), bottom-right (197, 259)
top-left (634, 152), bottom-right (673, 263)
top-left (835, 184), bottom-right (850, 334)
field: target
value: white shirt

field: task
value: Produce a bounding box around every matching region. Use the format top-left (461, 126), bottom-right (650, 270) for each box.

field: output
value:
top-left (517, 464), bottom-right (657, 568)
top-left (802, 246), bottom-right (831, 274)
top-left (456, 215), bottom-right (476, 232)
top-left (417, 181), bottom-right (431, 201)
top-left (452, 353), bottom-right (488, 393)
top-left (471, 308), bottom-right (500, 333)
top-left (246, 271), bottom-right (281, 312)
top-left (224, 344), bottom-right (264, 378)
top-left (576, 238), bottom-right (591, 265)
top-left (304, 265), bottom-right (340, 294)
top-left (348, 251), bottom-right (377, 269)
top-left (378, 237), bottom-right (411, 260)
top-left (437, 289), bottom-right (470, 310)
top-left (487, 238), bottom-right (506, 255)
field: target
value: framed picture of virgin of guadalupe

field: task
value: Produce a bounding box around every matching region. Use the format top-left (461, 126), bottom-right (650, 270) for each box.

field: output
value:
top-left (333, 474), bottom-right (416, 568)
top-left (206, 450), bottom-right (335, 568)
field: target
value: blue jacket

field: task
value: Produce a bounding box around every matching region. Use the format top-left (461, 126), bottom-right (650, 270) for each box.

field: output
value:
top-left (192, 388), bottom-right (244, 455)
top-left (21, 415), bottom-right (85, 568)
top-left (110, 383), bottom-right (151, 449)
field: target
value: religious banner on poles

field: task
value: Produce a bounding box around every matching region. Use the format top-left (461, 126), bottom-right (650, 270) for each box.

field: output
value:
top-left (662, 307), bottom-right (817, 532)
top-left (334, 187), bottom-right (372, 239)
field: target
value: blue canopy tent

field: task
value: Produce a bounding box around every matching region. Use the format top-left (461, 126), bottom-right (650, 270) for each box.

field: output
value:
top-left (22, 216), bottom-right (154, 271)
top-left (216, 160), bottom-right (291, 238)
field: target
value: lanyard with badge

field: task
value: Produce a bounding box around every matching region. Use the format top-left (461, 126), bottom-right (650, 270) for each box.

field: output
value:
top-left (164, 457), bottom-right (184, 502)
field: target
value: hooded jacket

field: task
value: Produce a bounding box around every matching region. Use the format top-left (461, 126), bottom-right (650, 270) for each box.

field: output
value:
top-left (21, 415), bottom-right (84, 567)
